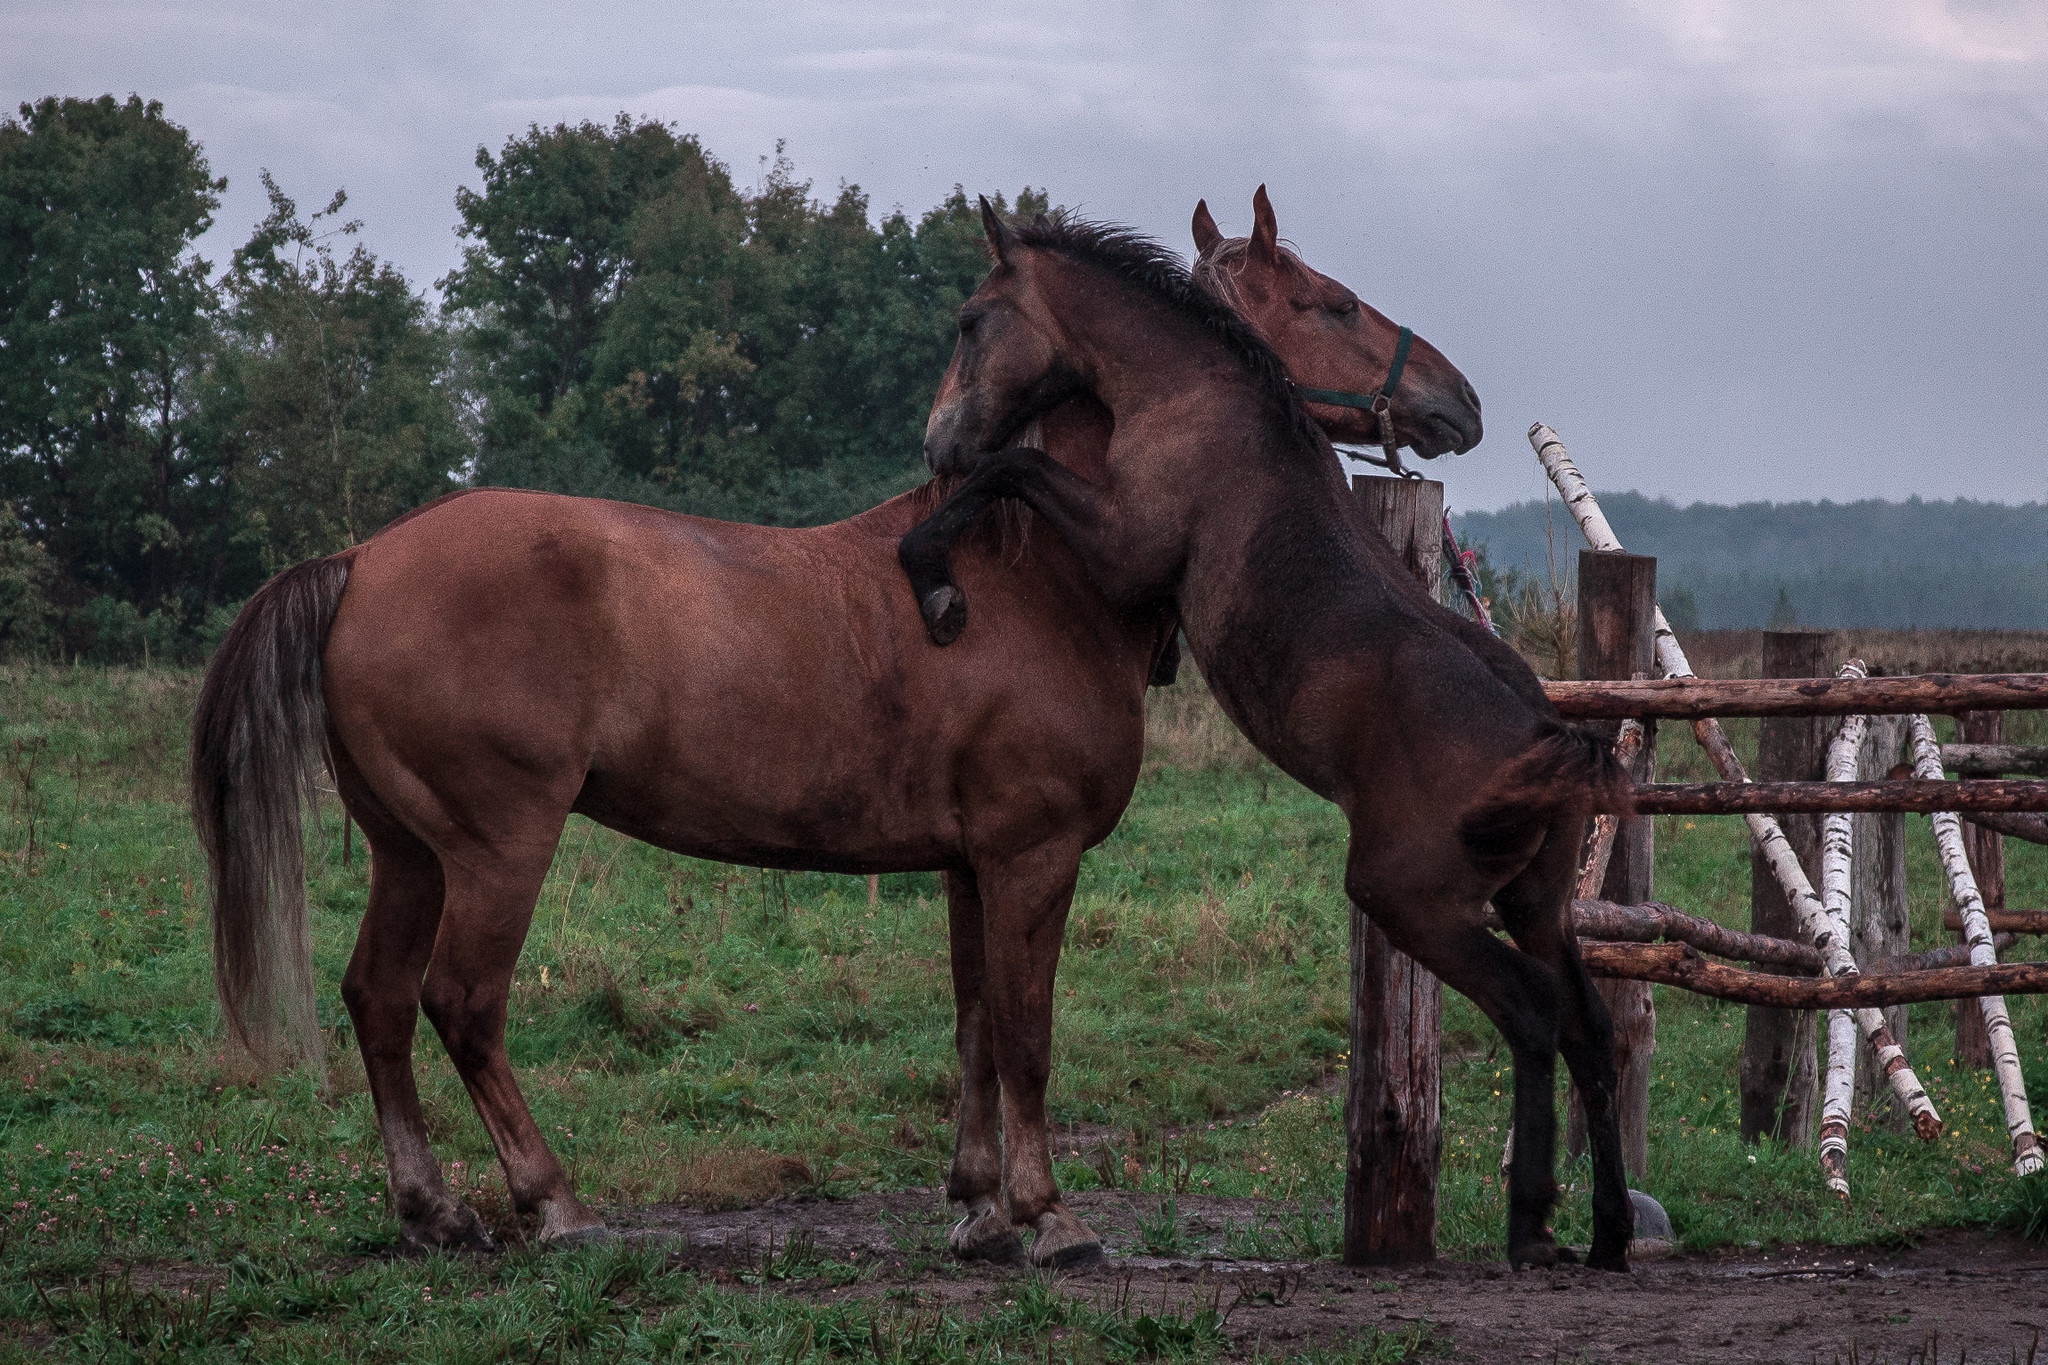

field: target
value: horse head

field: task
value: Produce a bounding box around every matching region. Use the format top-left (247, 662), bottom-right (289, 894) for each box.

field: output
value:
top-left (1191, 185), bottom-right (1480, 459)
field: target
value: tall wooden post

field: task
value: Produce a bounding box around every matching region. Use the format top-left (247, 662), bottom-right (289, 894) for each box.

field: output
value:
top-left (1851, 714), bottom-right (1912, 1124)
top-left (1955, 711), bottom-right (2002, 1069)
top-left (1570, 550), bottom-right (1657, 1177)
top-left (1344, 475), bottom-right (1444, 1265)
top-left (1738, 630), bottom-right (1830, 1146)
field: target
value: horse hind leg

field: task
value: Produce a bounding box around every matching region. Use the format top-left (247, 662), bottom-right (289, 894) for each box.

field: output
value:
top-left (942, 870), bottom-right (1025, 1265)
top-left (420, 833), bottom-right (605, 1245)
top-left (1368, 897), bottom-right (1567, 1268)
top-left (1495, 831), bottom-right (1634, 1271)
top-left (337, 792), bottom-right (492, 1252)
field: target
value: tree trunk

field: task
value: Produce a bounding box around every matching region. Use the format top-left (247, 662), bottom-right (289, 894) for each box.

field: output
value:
top-left (1566, 550), bottom-right (1656, 1177)
top-left (1740, 631), bottom-right (1830, 1147)
top-left (1955, 712), bottom-right (2002, 1069)
top-left (1851, 716), bottom-right (1912, 1128)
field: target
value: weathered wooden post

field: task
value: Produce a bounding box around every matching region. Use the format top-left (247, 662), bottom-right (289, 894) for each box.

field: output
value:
top-left (1852, 714), bottom-right (1912, 1124)
top-left (1569, 550), bottom-right (1657, 1176)
top-left (1344, 475), bottom-right (1444, 1264)
top-left (1955, 711), bottom-right (2003, 1068)
top-left (1739, 630), bottom-right (1830, 1146)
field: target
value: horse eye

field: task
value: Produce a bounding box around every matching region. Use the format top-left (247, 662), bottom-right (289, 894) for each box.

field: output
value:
top-left (958, 312), bottom-right (981, 337)
top-left (1329, 298), bottom-right (1359, 318)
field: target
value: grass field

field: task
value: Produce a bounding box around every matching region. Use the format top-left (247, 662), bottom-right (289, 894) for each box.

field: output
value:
top-left (0, 661), bottom-right (2045, 1361)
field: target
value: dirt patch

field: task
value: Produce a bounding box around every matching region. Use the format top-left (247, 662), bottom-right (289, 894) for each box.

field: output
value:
top-left (609, 1191), bottom-right (2048, 1363)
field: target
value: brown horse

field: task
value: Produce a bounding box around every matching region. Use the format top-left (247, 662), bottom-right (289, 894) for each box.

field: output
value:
top-left (189, 196), bottom-right (1477, 1268)
top-left (903, 203), bottom-right (1637, 1270)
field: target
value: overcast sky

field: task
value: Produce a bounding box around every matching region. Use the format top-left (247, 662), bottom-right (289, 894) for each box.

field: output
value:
top-left (8, 1), bottom-right (2045, 513)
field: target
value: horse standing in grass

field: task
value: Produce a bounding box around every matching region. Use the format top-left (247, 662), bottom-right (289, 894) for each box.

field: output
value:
top-left (190, 191), bottom-right (1480, 1267)
top-left (901, 203), bottom-right (1636, 1270)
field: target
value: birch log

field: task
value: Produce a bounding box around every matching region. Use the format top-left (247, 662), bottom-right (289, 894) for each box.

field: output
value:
top-left (1908, 714), bottom-right (2046, 1176)
top-left (1576, 719), bottom-right (1646, 900)
top-left (1532, 423), bottom-right (1940, 1141)
top-left (1817, 662), bottom-right (1869, 1199)
top-left (1530, 424), bottom-right (1691, 680)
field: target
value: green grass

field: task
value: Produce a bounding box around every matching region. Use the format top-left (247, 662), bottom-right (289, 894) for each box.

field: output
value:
top-left (0, 664), bottom-right (2044, 1359)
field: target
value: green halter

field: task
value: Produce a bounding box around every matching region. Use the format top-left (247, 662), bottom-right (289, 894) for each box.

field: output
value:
top-left (1292, 324), bottom-right (1418, 478)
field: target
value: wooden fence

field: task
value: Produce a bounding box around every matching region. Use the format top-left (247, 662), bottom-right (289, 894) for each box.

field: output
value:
top-left (1340, 425), bottom-right (2048, 1263)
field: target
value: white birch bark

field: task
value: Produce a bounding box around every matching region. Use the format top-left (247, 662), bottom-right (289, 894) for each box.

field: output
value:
top-left (1528, 423), bottom-right (1693, 681)
top-left (1908, 714), bottom-right (2045, 1176)
top-left (1576, 718), bottom-right (1646, 900)
top-left (1531, 424), bottom-right (1941, 1141)
top-left (1818, 662), bottom-right (1869, 1198)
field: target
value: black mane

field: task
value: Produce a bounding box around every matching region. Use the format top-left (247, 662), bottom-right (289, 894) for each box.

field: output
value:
top-left (1010, 215), bottom-right (1322, 450)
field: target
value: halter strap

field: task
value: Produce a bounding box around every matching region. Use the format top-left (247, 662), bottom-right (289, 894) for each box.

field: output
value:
top-left (1291, 325), bottom-right (1413, 411)
top-left (1292, 325), bottom-right (1419, 477)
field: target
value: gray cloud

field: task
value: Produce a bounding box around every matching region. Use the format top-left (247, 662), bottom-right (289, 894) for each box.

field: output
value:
top-left (6, 0), bottom-right (2044, 511)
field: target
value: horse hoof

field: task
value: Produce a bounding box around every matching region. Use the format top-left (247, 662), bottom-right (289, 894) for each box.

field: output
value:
top-left (950, 1207), bottom-right (1025, 1266)
top-left (399, 1200), bottom-right (496, 1254)
top-left (1588, 1247), bottom-right (1632, 1273)
top-left (921, 587), bottom-right (967, 646)
top-left (1553, 1244), bottom-right (1583, 1266)
top-left (1028, 1209), bottom-right (1103, 1272)
top-left (1507, 1240), bottom-right (1559, 1270)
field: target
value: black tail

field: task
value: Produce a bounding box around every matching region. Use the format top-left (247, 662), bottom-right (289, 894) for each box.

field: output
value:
top-left (1458, 723), bottom-right (1635, 878)
top-left (190, 553), bottom-right (353, 1076)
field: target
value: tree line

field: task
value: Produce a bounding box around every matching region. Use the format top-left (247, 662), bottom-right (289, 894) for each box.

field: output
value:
top-left (1, 96), bottom-right (1033, 662)
top-left (1455, 491), bottom-right (2048, 630)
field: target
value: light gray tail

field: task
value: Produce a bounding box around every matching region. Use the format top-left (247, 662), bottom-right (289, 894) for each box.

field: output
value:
top-left (190, 553), bottom-right (353, 1077)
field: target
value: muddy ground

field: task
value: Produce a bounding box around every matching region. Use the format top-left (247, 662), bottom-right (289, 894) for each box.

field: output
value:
top-left (610, 1190), bottom-right (2048, 1365)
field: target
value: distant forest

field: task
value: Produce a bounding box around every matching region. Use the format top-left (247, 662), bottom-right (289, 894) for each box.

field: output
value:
top-left (1452, 492), bottom-right (2048, 629)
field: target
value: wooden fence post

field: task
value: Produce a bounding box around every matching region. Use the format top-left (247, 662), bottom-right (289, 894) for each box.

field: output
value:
top-left (1738, 630), bottom-right (1831, 1146)
top-left (1851, 715), bottom-right (1913, 1124)
top-left (1955, 711), bottom-right (2003, 1069)
top-left (1569, 550), bottom-right (1657, 1177)
top-left (1344, 475), bottom-right (1444, 1265)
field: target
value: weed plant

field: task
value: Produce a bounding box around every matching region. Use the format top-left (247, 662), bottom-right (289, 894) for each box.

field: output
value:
top-left (0, 662), bottom-right (2043, 1358)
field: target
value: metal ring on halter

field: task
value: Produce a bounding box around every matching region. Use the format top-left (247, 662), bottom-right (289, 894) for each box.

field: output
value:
top-left (1292, 324), bottom-right (1419, 478)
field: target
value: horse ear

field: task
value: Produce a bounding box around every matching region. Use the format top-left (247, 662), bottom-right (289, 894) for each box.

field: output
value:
top-left (1249, 184), bottom-right (1279, 263)
top-left (1191, 199), bottom-right (1222, 257)
top-left (979, 195), bottom-right (1011, 265)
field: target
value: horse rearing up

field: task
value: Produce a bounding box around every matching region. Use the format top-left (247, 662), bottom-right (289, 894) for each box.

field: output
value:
top-left (903, 203), bottom-right (1637, 1270)
top-left (188, 192), bottom-right (1472, 1269)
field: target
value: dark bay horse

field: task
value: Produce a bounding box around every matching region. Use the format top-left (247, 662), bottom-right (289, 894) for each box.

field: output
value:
top-left (190, 196), bottom-right (1480, 1268)
top-left (902, 203), bottom-right (1637, 1270)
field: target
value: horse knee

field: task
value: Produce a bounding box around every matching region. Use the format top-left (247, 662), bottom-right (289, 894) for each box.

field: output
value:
top-left (420, 976), bottom-right (502, 1072)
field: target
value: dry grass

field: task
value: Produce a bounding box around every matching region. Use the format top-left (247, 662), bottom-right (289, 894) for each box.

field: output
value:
top-left (1681, 627), bottom-right (2048, 679)
top-left (1143, 671), bottom-right (1262, 773)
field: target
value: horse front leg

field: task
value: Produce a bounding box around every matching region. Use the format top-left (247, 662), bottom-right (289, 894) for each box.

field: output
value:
top-left (976, 842), bottom-right (1101, 1270)
top-left (899, 448), bottom-right (1105, 646)
top-left (943, 869), bottom-right (1025, 1264)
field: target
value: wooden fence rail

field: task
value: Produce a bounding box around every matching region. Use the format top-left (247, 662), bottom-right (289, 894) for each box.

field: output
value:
top-left (1545, 674), bottom-right (2048, 720)
top-left (1634, 779), bottom-right (2048, 815)
top-left (1584, 942), bottom-right (2048, 1007)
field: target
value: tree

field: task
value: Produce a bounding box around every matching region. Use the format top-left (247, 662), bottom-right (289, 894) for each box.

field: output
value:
top-left (0, 95), bottom-right (223, 611)
top-left (448, 113), bottom-right (1053, 527)
top-left (207, 174), bottom-right (464, 576)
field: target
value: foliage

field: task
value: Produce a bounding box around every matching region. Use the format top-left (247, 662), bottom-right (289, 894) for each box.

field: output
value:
top-left (449, 117), bottom-right (1047, 526)
top-left (207, 174), bottom-right (464, 574)
top-left (3, 97), bottom-right (1061, 662)
top-left (0, 98), bottom-right (466, 661)
top-left (0, 95), bottom-right (225, 641)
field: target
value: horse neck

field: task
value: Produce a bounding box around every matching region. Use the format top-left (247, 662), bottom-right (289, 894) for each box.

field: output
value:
top-left (1063, 294), bottom-right (1434, 790)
